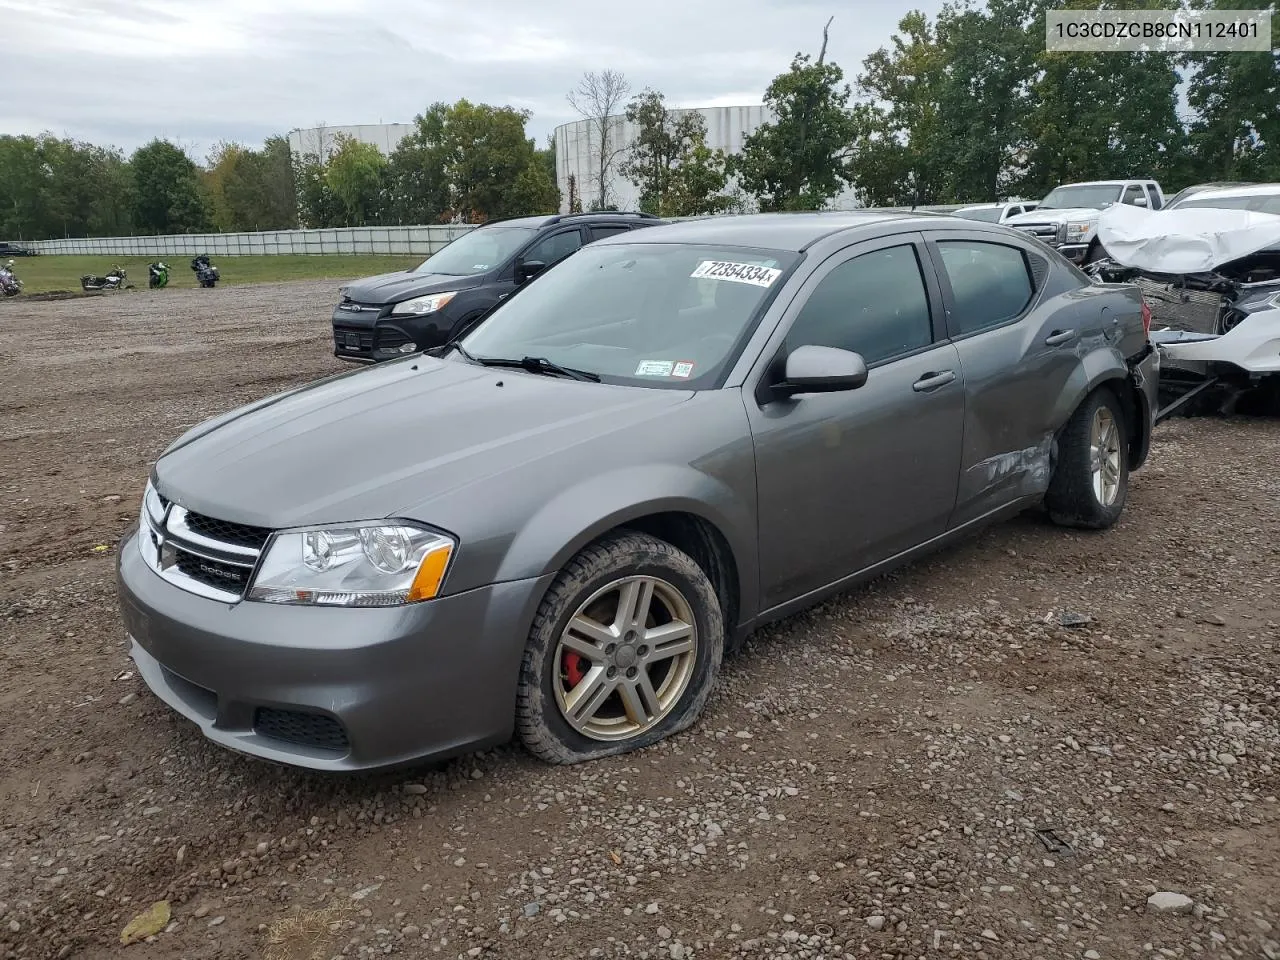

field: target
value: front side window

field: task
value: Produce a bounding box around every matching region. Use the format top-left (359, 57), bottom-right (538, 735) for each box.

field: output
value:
top-left (1123, 184), bottom-right (1146, 205)
top-left (525, 229), bottom-right (583, 266)
top-left (785, 245), bottom-right (933, 365)
top-left (459, 243), bottom-right (798, 388)
top-left (1172, 194), bottom-right (1280, 215)
top-left (413, 226), bottom-right (536, 276)
top-left (936, 240), bottom-right (1034, 336)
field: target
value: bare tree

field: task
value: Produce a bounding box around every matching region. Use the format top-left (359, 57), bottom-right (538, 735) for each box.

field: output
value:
top-left (566, 70), bottom-right (631, 209)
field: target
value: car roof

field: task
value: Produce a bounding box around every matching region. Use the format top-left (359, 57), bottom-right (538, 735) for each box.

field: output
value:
top-left (1177, 182), bottom-right (1280, 201)
top-left (598, 211), bottom-right (942, 252)
top-left (479, 212), bottom-right (664, 229)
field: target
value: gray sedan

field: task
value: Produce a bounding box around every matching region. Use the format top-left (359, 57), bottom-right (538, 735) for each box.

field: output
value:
top-left (116, 212), bottom-right (1160, 771)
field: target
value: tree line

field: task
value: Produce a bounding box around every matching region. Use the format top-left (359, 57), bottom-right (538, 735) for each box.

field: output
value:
top-left (2, 0), bottom-right (1277, 241)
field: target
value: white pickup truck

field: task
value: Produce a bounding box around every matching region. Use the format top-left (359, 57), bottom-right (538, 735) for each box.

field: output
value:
top-left (1003, 179), bottom-right (1165, 264)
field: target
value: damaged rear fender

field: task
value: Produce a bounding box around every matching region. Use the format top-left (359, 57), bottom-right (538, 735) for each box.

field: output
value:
top-left (1048, 346), bottom-right (1148, 467)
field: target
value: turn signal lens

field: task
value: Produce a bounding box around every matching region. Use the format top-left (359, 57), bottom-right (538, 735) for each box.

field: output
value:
top-left (407, 543), bottom-right (454, 602)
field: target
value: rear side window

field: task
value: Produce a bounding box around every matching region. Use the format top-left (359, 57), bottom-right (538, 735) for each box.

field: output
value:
top-left (786, 245), bottom-right (933, 365)
top-left (589, 225), bottom-right (630, 241)
top-left (936, 241), bottom-right (1034, 336)
top-left (1146, 184), bottom-right (1163, 209)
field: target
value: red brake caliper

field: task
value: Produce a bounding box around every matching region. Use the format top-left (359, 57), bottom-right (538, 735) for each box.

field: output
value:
top-left (563, 651), bottom-right (587, 687)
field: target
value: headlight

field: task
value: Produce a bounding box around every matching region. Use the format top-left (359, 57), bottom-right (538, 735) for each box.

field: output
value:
top-left (1064, 221), bottom-right (1093, 242)
top-left (248, 523), bottom-right (455, 607)
top-left (390, 292), bottom-right (457, 316)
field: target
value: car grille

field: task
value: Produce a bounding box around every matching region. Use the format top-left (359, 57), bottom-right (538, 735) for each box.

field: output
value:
top-left (254, 707), bottom-right (350, 751)
top-left (1133, 277), bottom-right (1225, 334)
top-left (139, 487), bottom-right (268, 603)
top-left (376, 328), bottom-right (414, 350)
top-left (333, 325), bottom-right (373, 356)
top-left (1012, 222), bottom-right (1060, 243)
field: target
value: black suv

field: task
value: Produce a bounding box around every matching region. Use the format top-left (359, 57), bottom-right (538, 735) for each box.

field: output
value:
top-left (332, 211), bottom-right (666, 363)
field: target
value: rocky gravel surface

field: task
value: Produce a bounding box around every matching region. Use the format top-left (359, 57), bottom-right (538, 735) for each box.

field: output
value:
top-left (1, 283), bottom-right (1277, 960)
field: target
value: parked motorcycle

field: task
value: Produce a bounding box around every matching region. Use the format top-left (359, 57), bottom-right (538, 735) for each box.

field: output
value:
top-left (81, 265), bottom-right (129, 291)
top-left (191, 255), bottom-right (219, 288)
top-left (148, 261), bottom-right (170, 289)
top-left (0, 259), bottom-right (21, 297)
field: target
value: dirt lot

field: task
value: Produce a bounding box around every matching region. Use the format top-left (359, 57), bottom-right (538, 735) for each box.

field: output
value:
top-left (1, 283), bottom-right (1278, 960)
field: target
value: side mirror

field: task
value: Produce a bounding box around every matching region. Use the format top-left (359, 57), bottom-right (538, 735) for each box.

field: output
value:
top-left (772, 345), bottom-right (869, 400)
top-left (1132, 195), bottom-right (1149, 207)
top-left (515, 259), bottom-right (547, 284)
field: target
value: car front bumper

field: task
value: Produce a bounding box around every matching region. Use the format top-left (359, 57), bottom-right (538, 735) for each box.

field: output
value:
top-left (116, 526), bottom-right (552, 771)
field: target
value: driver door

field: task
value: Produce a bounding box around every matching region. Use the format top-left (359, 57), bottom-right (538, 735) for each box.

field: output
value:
top-left (745, 235), bottom-right (965, 608)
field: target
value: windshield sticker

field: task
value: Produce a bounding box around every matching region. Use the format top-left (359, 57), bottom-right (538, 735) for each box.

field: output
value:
top-left (690, 260), bottom-right (782, 287)
top-left (672, 361), bottom-right (695, 378)
top-left (635, 360), bottom-right (675, 377)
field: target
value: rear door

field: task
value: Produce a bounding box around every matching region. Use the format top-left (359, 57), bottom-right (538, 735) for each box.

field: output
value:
top-left (922, 230), bottom-right (1082, 527)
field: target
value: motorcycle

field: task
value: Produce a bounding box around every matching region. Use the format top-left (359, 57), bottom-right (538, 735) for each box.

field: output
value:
top-left (148, 261), bottom-right (170, 289)
top-left (81, 265), bottom-right (129, 291)
top-left (0, 259), bottom-right (21, 297)
top-left (191, 255), bottom-right (219, 288)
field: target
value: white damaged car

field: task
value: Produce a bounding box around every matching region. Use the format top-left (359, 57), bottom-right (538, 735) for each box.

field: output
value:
top-left (1088, 195), bottom-right (1280, 419)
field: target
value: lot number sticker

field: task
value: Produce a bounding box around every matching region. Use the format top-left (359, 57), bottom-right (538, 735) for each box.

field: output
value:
top-left (690, 260), bottom-right (781, 287)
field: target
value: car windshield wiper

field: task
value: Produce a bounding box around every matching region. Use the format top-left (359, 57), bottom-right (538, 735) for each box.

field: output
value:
top-left (471, 354), bottom-right (601, 382)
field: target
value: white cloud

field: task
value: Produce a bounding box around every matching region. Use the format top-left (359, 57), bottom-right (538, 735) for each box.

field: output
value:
top-left (0, 0), bottom-right (942, 158)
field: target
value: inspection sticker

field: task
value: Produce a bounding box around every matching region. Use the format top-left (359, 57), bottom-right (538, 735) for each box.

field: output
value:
top-left (672, 361), bottom-right (695, 378)
top-left (635, 360), bottom-right (675, 376)
top-left (690, 260), bottom-right (782, 287)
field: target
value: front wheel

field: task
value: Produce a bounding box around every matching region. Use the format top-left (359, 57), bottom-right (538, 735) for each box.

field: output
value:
top-left (1046, 386), bottom-right (1129, 529)
top-left (515, 532), bottom-right (724, 764)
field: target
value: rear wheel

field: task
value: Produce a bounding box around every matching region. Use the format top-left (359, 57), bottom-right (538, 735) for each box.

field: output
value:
top-left (1046, 387), bottom-right (1129, 529)
top-left (515, 532), bottom-right (723, 764)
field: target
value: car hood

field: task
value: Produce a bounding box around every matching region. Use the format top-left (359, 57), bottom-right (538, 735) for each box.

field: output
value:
top-left (342, 270), bottom-right (485, 305)
top-left (154, 357), bottom-right (692, 529)
top-left (1004, 207), bottom-right (1100, 225)
top-left (1096, 203), bottom-right (1280, 273)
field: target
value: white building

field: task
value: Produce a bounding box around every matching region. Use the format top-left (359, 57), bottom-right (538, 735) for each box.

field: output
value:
top-left (286, 123), bottom-right (415, 161)
top-left (553, 104), bottom-right (861, 214)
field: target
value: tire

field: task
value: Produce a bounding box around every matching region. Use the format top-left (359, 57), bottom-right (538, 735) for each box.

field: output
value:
top-left (515, 531), bottom-right (724, 764)
top-left (1046, 386), bottom-right (1129, 529)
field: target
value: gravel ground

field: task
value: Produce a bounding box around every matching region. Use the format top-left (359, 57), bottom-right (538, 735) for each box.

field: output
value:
top-left (1, 283), bottom-right (1278, 960)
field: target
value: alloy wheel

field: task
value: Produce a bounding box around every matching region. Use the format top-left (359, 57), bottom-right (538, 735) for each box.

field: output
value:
top-left (1090, 405), bottom-right (1122, 506)
top-left (553, 575), bottom-right (698, 741)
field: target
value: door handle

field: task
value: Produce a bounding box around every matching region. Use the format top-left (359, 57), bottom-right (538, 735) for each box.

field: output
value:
top-left (912, 370), bottom-right (957, 392)
top-left (1044, 329), bottom-right (1076, 346)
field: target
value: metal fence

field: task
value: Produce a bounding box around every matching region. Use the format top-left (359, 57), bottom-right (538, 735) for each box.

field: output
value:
top-left (8, 205), bottom-right (976, 258)
top-left (17, 225), bottom-right (475, 258)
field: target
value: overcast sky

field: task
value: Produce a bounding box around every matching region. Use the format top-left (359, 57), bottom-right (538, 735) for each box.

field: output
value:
top-left (4, 0), bottom-right (949, 163)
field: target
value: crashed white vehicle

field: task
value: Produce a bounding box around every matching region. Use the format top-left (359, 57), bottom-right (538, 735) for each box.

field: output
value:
top-left (1088, 198), bottom-right (1280, 419)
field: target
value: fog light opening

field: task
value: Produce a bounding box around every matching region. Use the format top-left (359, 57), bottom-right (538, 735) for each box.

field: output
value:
top-left (398, 342), bottom-right (418, 354)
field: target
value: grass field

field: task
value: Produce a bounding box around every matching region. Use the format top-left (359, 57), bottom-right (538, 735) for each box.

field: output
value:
top-left (5, 254), bottom-right (420, 294)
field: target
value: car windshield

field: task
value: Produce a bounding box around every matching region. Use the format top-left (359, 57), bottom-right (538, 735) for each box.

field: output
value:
top-left (458, 242), bottom-right (799, 389)
top-left (412, 226), bottom-right (535, 276)
top-left (956, 207), bottom-right (1002, 222)
top-left (1038, 184), bottom-right (1124, 210)
top-left (1169, 194), bottom-right (1280, 215)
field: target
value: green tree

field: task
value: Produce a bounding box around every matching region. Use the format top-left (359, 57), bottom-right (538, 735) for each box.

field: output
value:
top-left (619, 89), bottom-right (736, 216)
top-left (388, 100), bottom-right (558, 223)
top-left (131, 139), bottom-right (211, 234)
top-left (293, 153), bottom-right (341, 228)
top-left (325, 135), bottom-right (388, 226)
top-left (731, 19), bottom-right (861, 211)
top-left (1182, 0), bottom-right (1280, 182)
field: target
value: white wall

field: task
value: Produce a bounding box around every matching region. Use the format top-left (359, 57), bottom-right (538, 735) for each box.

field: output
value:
top-left (26, 225), bottom-right (474, 257)
top-left (554, 105), bottom-right (862, 213)
top-left (286, 124), bottom-right (416, 160)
